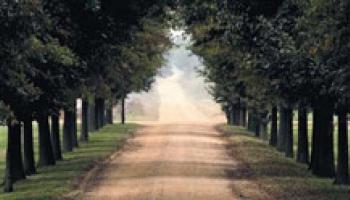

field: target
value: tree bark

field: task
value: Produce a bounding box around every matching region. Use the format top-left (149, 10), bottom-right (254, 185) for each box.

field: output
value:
top-left (3, 128), bottom-right (13, 192)
top-left (240, 104), bottom-right (247, 127)
top-left (310, 100), bottom-right (335, 177)
top-left (72, 101), bottom-right (78, 148)
top-left (224, 106), bottom-right (230, 125)
top-left (248, 111), bottom-right (258, 134)
top-left (284, 107), bottom-right (294, 158)
top-left (89, 101), bottom-right (96, 132)
top-left (310, 109), bottom-right (318, 170)
top-left (12, 122), bottom-right (25, 181)
top-left (255, 116), bottom-right (260, 137)
top-left (100, 98), bottom-right (105, 127)
top-left (38, 113), bottom-right (56, 166)
top-left (335, 111), bottom-right (349, 184)
top-left (63, 109), bottom-right (74, 152)
top-left (80, 99), bottom-right (89, 142)
top-left (23, 117), bottom-right (36, 175)
top-left (260, 113), bottom-right (268, 140)
top-left (121, 97), bottom-right (126, 124)
top-left (229, 103), bottom-right (235, 125)
top-left (95, 98), bottom-right (105, 129)
top-left (233, 101), bottom-right (241, 126)
top-left (247, 112), bottom-right (254, 131)
top-left (297, 106), bottom-right (309, 164)
top-left (270, 107), bottom-right (278, 146)
top-left (4, 119), bottom-right (24, 192)
top-left (277, 107), bottom-right (286, 152)
top-left (94, 97), bottom-right (100, 130)
top-left (260, 121), bottom-right (268, 140)
top-left (51, 114), bottom-right (62, 161)
top-left (106, 106), bottom-right (113, 124)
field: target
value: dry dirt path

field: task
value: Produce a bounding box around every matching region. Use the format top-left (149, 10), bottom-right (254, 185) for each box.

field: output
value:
top-left (82, 124), bottom-right (272, 200)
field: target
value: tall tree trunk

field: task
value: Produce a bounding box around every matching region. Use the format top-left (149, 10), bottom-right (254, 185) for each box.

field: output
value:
top-left (255, 119), bottom-right (261, 137)
top-left (270, 107), bottom-right (278, 146)
top-left (94, 98), bottom-right (105, 129)
top-left (106, 105), bottom-right (113, 124)
top-left (335, 111), bottom-right (349, 184)
top-left (89, 101), bottom-right (96, 132)
top-left (94, 97), bottom-right (100, 130)
top-left (80, 99), bottom-right (89, 142)
top-left (3, 126), bottom-right (13, 192)
top-left (260, 121), bottom-right (268, 140)
top-left (240, 104), bottom-right (247, 127)
top-left (63, 109), bottom-right (73, 152)
top-left (310, 110), bottom-right (318, 170)
top-left (13, 122), bottom-right (25, 181)
top-left (229, 103), bottom-right (235, 125)
top-left (260, 113), bottom-right (268, 140)
top-left (100, 98), bottom-right (105, 127)
top-left (121, 97), bottom-right (126, 124)
top-left (297, 105), bottom-right (309, 164)
top-left (310, 100), bottom-right (335, 177)
top-left (23, 117), bottom-right (36, 175)
top-left (277, 107), bottom-right (287, 152)
top-left (248, 111), bottom-right (259, 133)
top-left (5, 119), bottom-right (26, 184)
top-left (38, 112), bottom-right (55, 166)
top-left (247, 112), bottom-right (254, 131)
top-left (225, 108), bottom-right (231, 125)
top-left (4, 119), bottom-right (25, 192)
top-left (284, 107), bottom-right (293, 158)
top-left (255, 116), bottom-right (260, 137)
top-left (51, 114), bottom-right (62, 161)
top-left (72, 101), bottom-right (78, 148)
top-left (233, 101), bottom-right (241, 126)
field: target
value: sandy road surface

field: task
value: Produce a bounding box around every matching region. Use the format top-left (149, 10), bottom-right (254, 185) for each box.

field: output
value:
top-left (82, 124), bottom-right (272, 200)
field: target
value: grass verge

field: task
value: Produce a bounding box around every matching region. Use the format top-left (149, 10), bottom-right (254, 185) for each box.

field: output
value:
top-left (0, 124), bottom-right (137, 200)
top-left (218, 125), bottom-right (350, 200)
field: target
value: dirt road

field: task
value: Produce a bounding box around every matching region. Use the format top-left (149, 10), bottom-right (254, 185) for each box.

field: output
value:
top-left (80, 30), bottom-right (272, 200)
top-left (82, 124), bottom-right (271, 200)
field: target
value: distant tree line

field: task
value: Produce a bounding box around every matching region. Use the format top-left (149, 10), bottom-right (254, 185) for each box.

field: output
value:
top-left (0, 0), bottom-right (171, 192)
top-left (180, 0), bottom-right (350, 185)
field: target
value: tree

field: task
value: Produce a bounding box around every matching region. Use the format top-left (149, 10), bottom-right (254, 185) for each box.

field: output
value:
top-left (0, 0), bottom-right (43, 191)
top-left (0, 0), bottom-right (171, 193)
top-left (179, 0), bottom-right (349, 181)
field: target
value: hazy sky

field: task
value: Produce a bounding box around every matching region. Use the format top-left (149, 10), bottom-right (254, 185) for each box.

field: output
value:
top-left (125, 30), bottom-right (224, 124)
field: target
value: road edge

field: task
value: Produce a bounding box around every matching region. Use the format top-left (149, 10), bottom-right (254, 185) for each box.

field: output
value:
top-left (58, 124), bottom-right (141, 200)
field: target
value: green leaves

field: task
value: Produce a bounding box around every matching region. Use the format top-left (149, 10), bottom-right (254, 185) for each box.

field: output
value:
top-left (111, 18), bottom-right (171, 98)
top-left (179, 0), bottom-right (350, 114)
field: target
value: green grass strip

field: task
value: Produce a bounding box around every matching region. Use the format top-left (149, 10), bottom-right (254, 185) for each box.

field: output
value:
top-left (0, 124), bottom-right (137, 200)
top-left (218, 125), bottom-right (350, 200)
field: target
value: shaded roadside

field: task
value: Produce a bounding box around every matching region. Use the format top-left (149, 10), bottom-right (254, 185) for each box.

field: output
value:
top-left (0, 124), bottom-right (137, 200)
top-left (217, 125), bottom-right (350, 200)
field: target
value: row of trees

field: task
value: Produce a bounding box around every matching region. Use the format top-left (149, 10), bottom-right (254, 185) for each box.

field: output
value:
top-left (179, 0), bottom-right (350, 185)
top-left (0, 0), bottom-right (170, 192)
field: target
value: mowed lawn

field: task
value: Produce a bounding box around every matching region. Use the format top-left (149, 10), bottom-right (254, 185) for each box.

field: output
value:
top-left (0, 123), bottom-right (137, 200)
top-left (219, 125), bottom-right (350, 200)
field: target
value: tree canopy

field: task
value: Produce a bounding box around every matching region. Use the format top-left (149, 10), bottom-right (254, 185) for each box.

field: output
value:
top-left (179, 0), bottom-right (350, 184)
